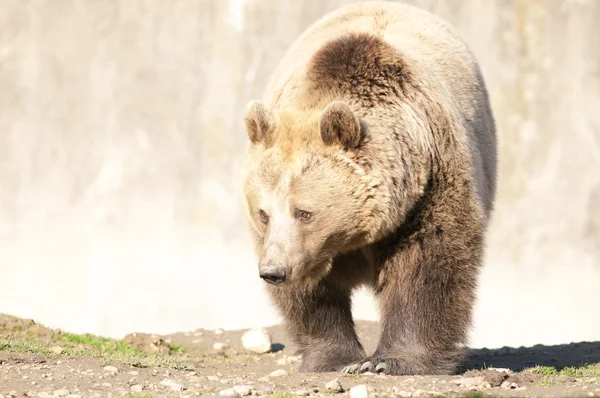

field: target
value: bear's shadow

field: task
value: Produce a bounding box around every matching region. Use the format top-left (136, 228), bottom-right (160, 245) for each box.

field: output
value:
top-left (459, 341), bottom-right (600, 373)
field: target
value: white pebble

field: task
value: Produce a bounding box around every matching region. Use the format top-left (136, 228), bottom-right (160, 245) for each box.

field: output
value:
top-left (219, 388), bottom-right (239, 397)
top-left (130, 385), bottom-right (143, 393)
top-left (325, 378), bottom-right (344, 393)
top-left (103, 366), bottom-right (118, 374)
top-left (213, 342), bottom-right (229, 352)
top-left (129, 371), bottom-right (139, 376)
top-left (269, 369), bottom-right (288, 377)
top-left (214, 328), bottom-right (225, 335)
top-left (53, 389), bottom-right (70, 397)
top-left (276, 358), bottom-right (287, 365)
top-left (393, 390), bottom-right (412, 398)
top-left (241, 328), bottom-right (272, 354)
top-left (233, 386), bottom-right (252, 396)
top-left (160, 378), bottom-right (185, 391)
top-left (350, 384), bottom-right (369, 398)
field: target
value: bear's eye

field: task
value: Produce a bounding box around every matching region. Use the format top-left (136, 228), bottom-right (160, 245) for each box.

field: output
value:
top-left (295, 209), bottom-right (312, 222)
top-left (258, 209), bottom-right (269, 224)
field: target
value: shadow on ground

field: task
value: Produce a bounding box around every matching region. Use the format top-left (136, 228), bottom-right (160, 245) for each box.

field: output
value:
top-left (460, 341), bottom-right (600, 372)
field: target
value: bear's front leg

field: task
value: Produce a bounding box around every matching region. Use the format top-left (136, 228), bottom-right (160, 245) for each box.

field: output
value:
top-left (343, 227), bottom-right (483, 376)
top-left (266, 279), bottom-right (366, 373)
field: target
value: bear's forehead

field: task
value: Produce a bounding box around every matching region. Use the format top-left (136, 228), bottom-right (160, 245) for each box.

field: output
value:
top-left (270, 109), bottom-right (325, 155)
top-left (251, 145), bottom-right (336, 196)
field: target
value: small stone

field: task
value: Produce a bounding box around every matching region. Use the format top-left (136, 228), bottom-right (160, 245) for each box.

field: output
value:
top-left (129, 371), bottom-right (139, 376)
top-left (241, 328), bottom-right (272, 354)
top-left (453, 376), bottom-right (490, 390)
top-left (488, 367), bottom-right (512, 374)
top-left (276, 358), bottom-right (287, 365)
top-left (326, 378), bottom-right (344, 393)
top-left (101, 383), bottom-right (112, 387)
top-left (269, 369), bottom-right (288, 377)
top-left (103, 366), bottom-right (118, 374)
top-left (286, 355), bottom-right (302, 364)
top-left (214, 328), bottom-right (225, 335)
top-left (213, 342), bottom-right (229, 352)
top-left (50, 346), bottom-right (64, 355)
top-left (392, 388), bottom-right (412, 397)
top-left (233, 386), bottom-right (252, 396)
top-left (208, 375), bottom-right (220, 381)
top-left (350, 384), bottom-right (369, 398)
top-left (160, 378), bottom-right (186, 391)
top-left (258, 385), bottom-right (273, 395)
top-left (500, 381), bottom-right (511, 389)
top-left (130, 385), bottom-right (143, 393)
top-left (588, 393), bottom-right (594, 397)
top-left (219, 388), bottom-right (239, 397)
top-left (295, 390), bottom-right (310, 396)
top-left (53, 389), bottom-right (70, 397)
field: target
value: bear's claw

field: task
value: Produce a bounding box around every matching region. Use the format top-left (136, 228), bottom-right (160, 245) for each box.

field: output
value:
top-left (341, 357), bottom-right (410, 375)
top-left (341, 363), bottom-right (361, 374)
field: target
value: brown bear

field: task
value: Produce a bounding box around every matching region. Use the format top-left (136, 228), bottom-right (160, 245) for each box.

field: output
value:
top-left (241, 1), bottom-right (497, 376)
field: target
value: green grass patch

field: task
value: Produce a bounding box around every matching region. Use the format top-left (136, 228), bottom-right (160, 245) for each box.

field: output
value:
top-left (56, 332), bottom-right (145, 357)
top-left (538, 376), bottom-right (555, 386)
top-left (0, 336), bottom-right (193, 371)
top-left (528, 364), bottom-right (600, 377)
top-left (0, 338), bottom-right (52, 356)
top-left (167, 343), bottom-right (184, 353)
top-left (529, 365), bottom-right (558, 376)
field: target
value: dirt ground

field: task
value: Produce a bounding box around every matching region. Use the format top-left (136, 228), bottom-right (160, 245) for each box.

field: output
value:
top-left (1, 314), bottom-right (599, 398)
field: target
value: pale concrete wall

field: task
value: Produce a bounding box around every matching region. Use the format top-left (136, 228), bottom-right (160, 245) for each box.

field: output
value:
top-left (0, 0), bottom-right (598, 349)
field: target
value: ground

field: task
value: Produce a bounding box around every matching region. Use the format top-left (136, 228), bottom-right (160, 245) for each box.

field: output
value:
top-left (1, 314), bottom-right (599, 398)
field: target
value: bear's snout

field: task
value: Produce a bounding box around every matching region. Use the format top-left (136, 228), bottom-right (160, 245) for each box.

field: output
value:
top-left (259, 266), bottom-right (287, 285)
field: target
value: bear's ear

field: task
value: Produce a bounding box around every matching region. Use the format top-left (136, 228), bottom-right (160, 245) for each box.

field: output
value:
top-left (244, 100), bottom-right (275, 145)
top-left (319, 101), bottom-right (361, 149)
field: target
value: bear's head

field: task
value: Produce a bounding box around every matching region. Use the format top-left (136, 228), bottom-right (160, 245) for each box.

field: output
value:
top-left (241, 99), bottom-right (374, 286)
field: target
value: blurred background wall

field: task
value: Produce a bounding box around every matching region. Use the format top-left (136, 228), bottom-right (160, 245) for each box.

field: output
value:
top-left (1, 0), bottom-right (599, 349)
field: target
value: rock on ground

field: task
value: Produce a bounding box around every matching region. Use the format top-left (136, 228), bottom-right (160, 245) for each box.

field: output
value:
top-left (350, 384), bottom-right (369, 398)
top-left (241, 328), bottom-right (272, 354)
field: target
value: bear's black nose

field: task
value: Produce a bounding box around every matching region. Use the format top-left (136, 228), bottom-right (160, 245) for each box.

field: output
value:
top-left (259, 267), bottom-right (286, 285)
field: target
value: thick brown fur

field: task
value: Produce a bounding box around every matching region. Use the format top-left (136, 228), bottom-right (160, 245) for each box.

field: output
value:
top-left (241, 1), bottom-right (497, 376)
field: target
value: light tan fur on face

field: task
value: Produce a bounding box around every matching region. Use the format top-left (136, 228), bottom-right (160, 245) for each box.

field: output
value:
top-left (242, 102), bottom-right (384, 285)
